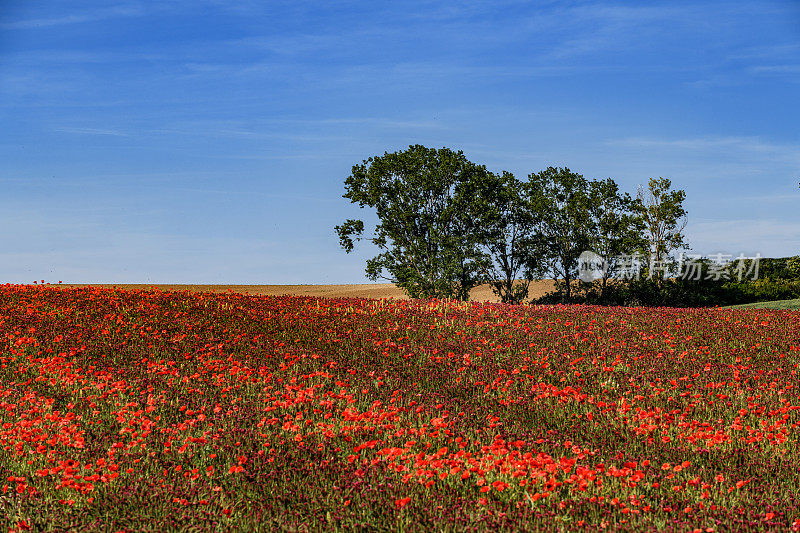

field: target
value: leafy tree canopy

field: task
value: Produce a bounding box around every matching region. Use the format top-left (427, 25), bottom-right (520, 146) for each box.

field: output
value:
top-left (526, 167), bottom-right (593, 300)
top-left (335, 145), bottom-right (495, 300)
top-left (586, 178), bottom-right (647, 295)
top-left (636, 177), bottom-right (688, 281)
top-left (477, 171), bottom-right (545, 304)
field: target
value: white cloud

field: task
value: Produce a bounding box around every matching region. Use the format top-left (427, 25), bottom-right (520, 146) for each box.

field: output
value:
top-left (0, 4), bottom-right (142, 30)
top-left (53, 127), bottom-right (129, 137)
top-left (543, 4), bottom-right (691, 60)
top-left (607, 136), bottom-right (800, 166)
top-left (750, 65), bottom-right (800, 74)
top-left (731, 43), bottom-right (800, 61)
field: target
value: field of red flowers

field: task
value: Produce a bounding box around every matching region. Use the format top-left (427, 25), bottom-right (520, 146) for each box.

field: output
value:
top-left (1, 285), bottom-right (800, 531)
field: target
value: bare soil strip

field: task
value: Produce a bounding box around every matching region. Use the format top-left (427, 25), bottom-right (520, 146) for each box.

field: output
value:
top-left (57, 281), bottom-right (557, 302)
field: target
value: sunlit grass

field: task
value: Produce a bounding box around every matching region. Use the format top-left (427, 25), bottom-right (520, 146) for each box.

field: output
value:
top-left (722, 298), bottom-right (800, 310)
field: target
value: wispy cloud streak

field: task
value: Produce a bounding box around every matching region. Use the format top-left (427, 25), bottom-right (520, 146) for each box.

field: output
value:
top-left (1, 4), bottom-right (142, 30)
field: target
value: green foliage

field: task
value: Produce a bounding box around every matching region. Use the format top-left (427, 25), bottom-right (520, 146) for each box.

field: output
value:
top-left (334, 147), bottom-right (797, 310)
top-left (536, 260), bottom-right (800, 308)
top-left (586, 178), bottom-right (647, 295)
top-left (526, 167), bottom-right (592, 300)
top-left (725, 279), bottom-right (800, 304)
top-left (334, 145), bottom-right (495, 300)
top-left (635, 177), bottom-right (688, 280)
top-left (754, 256), bottom-right (800, 281)
top-left (478, 172), bottom-right (544, 304)
top-left (789, 256), bottom-right (800, 278)
top-left (336, 151), bottom-right (696, 306)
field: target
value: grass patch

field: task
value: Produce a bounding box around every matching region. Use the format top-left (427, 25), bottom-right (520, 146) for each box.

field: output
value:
top-left (721, 298), bottom-right (800, 310)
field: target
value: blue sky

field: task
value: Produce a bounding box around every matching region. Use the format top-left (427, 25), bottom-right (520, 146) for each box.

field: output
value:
top-left (1, 0), bottom-right (798, 284)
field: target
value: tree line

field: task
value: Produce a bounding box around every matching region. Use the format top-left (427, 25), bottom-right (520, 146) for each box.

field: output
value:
top-left (335, 145), bottom-right (692, 304)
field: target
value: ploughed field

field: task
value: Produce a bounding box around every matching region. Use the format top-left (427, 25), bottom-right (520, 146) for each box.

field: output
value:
top-left (1, 286), bottom-right (800, 531)
top-left (56, 281), bottom-right (557, 302)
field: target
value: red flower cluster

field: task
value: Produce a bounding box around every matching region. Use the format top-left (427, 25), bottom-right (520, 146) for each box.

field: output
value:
top-left (0, 285), bottom-right (798, 530)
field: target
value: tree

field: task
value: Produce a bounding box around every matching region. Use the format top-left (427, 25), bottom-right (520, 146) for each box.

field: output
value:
top-left (788, 256), bottom-right (800, 279)
top-left (334, 145), bottom-right (493, 300)
top-left (526, 167), bottom-right (593, 301)
top-left (477, 171), bottom-right (545, 304)
top-left (586, 178), bottom-right (647, 297)
top-left (635, 177), bottom-right (688, 282)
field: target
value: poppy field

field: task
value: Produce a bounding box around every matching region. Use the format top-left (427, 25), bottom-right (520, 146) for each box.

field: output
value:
top-left (2, 285), bottom-right (800, 531)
